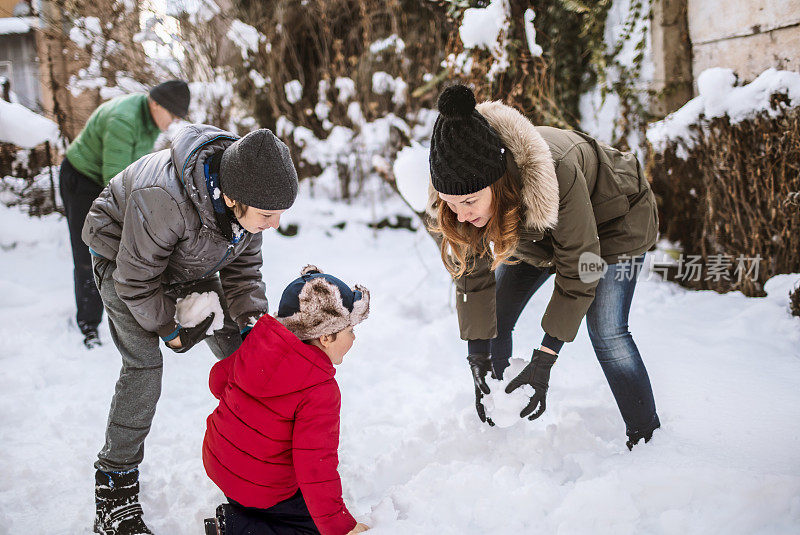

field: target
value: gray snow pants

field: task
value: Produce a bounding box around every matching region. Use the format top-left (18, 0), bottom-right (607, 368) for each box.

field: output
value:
top-left (92, 257), bottom-right (242, 472)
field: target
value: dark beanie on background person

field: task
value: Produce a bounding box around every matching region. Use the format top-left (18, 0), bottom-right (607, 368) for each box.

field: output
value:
top-left (149, 80), bottom-right (190, 119)
top-left (219, 129), bottom-right (299, 211)
top-left (429, 84), bottom-right (507, 195)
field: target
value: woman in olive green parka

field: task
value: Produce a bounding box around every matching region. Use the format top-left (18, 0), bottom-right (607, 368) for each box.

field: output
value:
top-left (428, 84), bottom-right (659, 449)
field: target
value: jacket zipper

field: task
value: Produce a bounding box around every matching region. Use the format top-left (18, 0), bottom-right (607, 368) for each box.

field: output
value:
top-left (180, 133), bottom-right (240, 281)
top-left (200, 243), bottom-right (234, 280)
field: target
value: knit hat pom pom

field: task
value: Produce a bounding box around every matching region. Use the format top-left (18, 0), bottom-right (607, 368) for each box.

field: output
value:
top-left (301, 265), bottom-right (322, 275)
top-left (437, 84), bottom-right (476, 119)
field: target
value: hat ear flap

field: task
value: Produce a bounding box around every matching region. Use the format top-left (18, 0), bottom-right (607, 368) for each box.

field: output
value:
top-left (350, 285), bottom-right (370, 326)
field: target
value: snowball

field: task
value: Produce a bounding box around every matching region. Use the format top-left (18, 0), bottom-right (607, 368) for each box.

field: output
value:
top-left (482, 358), bottom-right (536, 428)
top-left (393, 142), bottom-right (430, 213)
top-left (174, 291), bottom-right (224, 335)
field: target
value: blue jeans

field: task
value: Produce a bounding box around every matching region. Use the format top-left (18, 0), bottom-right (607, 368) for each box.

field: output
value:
top-left (469, 254), bottom-right (659, 437)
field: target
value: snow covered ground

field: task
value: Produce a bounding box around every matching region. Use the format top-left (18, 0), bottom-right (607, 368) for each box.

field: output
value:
top-left (1, 187), bottom-right (799, 534)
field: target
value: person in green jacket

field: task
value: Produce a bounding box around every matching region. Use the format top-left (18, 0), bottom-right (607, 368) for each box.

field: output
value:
top-left (59, 80), bottom-right (190, 348)
top-left (427, 84), bottom-right (660, 450)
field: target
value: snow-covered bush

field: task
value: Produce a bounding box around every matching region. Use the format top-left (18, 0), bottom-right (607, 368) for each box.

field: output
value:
top-left (647, 68), bottom-right (800, 297)
top-left (0, 100), bottom-right (63, 215)
top-left (41, 0), bottom-right (159, 138)
top-left (224, 0), bottom-right (457, 200)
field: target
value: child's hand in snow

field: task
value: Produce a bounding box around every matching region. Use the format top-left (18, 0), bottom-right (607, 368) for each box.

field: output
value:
top-left (347, 522), bottom-right (369, 534)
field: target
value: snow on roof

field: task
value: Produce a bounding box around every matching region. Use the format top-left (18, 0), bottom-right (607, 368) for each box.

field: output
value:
top-left (647, 67), bottom-right (800, 156)
top-left (0, 100), bottom-right (60, 148)
top-left (0, 17), bottom-right (33, 35)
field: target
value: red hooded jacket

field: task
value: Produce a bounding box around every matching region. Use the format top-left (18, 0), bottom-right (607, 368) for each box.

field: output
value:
top-left (202, 315), bottom-right (357, 535)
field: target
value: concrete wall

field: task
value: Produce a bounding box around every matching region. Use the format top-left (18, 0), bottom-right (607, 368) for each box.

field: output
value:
top-left (0, 31), bottom-right (41, 110)
top-left (650, 0), bottom-right (694, 116)
top-left (687, 0), bottom-right (800, 83)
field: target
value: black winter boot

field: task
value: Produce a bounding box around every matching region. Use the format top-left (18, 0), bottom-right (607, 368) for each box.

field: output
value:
top-left (78, 321), bottom-right (101, 349)
top-left (94, 469), bottom-right (153, 535)
top-left (626, 420), bottom-right (661, 451)
top-left (204, 504), bottom-right (227, 535)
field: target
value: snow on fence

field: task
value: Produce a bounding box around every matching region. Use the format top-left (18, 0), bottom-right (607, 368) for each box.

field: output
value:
top-left (0, 99), bottom-right (60, 149)
top-left (646, 68), bottom-right (800, 296)
top-left (0, 99), bottom-right (62, 215)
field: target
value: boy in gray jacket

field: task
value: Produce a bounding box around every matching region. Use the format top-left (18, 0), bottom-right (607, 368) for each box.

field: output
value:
top-left (83, 125), bottom-right (299, 535)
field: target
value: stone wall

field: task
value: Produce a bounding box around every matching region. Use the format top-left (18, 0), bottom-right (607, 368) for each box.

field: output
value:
top-left (650, 0), bottom-right (800, 116)
top-left (688, 0), bottom-right (800, 82)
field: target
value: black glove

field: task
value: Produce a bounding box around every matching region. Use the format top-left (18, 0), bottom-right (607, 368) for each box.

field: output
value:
top-left (168, 314), bottom-right (215, 354)
top-left (505, 349), bottom-right (558, 420)
top-left (467, 353), bottom-right (494, 426)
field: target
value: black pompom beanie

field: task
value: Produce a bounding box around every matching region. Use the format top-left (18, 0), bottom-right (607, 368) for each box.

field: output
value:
top-left (220, 129), bottom-right (299, 211)
top-left (429, 84), bottom-right (507, 195)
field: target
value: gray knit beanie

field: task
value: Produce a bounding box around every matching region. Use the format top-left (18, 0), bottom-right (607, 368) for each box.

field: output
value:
top-left (219, 129), bottom-right (299, 210)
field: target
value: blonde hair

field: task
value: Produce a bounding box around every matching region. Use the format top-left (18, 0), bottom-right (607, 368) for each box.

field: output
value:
top-left (429, 171), bottom-right (522, 278)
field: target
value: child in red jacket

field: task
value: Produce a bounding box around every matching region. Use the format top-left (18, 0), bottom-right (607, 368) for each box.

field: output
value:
top-left (203, 266), bottom-right (370, 535)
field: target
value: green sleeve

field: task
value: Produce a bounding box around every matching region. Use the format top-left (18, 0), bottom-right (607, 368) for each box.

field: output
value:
top-left (101, 116), bottom-right (138, 184)
top-left (541, 165), bottom-right (601, 342)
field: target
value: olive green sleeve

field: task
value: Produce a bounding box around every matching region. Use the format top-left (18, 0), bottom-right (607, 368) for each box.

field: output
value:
top-left (541, 165), bottom-right (601, 342)
top-left (425, 223), bottom-right (497, 341)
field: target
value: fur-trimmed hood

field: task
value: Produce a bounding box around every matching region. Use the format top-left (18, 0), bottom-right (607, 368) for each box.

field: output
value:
top-left (475, 101), bottom-right (559, 231)
top-left (426, 101), bottom-right (560, 231)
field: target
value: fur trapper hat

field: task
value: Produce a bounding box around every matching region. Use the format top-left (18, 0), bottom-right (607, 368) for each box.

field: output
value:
top-left (276, 265), bottom-right (370, 340)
